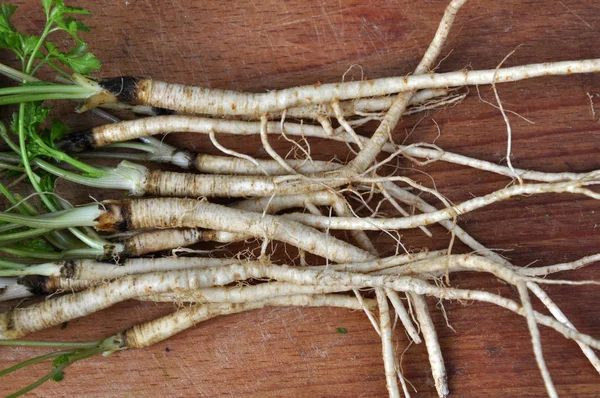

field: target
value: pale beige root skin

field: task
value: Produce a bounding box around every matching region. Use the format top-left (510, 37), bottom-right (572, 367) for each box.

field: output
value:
top-left (59, 258), bottom-right (264, 281)
top-left (122, 0), bottom-right (474, 211)
top-left (377, 254), bottom-right (549, 284)
top-left (138, 282), bottom-right (351, 303)
top-left (3, 261), bottom-right (600, 349)
top-left (517, 282), bottom-right (558, 398)
top-left (260, 265), bottom-right (600, 350)
top-left (516, 253), bottom-right (600, 277)
top-left (132, 59), bottom-right (600, 116)
top-left (0, 284), bottom-right (33, 302)
top-left (90, 115), bottom-right (597, 183)
top-left (259, 114), bottom-right (298, 174)
top-left (319, 0), bottom-right (468, 189)
top-left (232, 190), bottom-right (339, 213)
top-left (377, 288), bottom-right (401, 398)
top-left (25, 251), bottom-right (444, 289)
top-left (101, 198), bottom-right (373, 263)
top-left (527, 282), bottom-right (600, 374)
top-left (125, 294), bottom-right (375, 349)
top-left (283, 180), bottom-right (600, 231)
top-left (381, 182), bottom-right (512, 266)
top-left (385, 288), bottom-right (422, 344)
top-left (140, 169), bottom-right (283, 198)
top-left (269, 88), bottom-right (453, 120)
top-left (410, 293), bottom-right (448, 398)
top-left (373, 253), bottom-right (600, 376)
top-left (122, 228), bottom-right (201, 256)
top-left (194, 154), bottom-right (339, 175)
top-left (0, 264), bottom-right (276, 339)
top-left (138, 165), bottom-right (348, 197)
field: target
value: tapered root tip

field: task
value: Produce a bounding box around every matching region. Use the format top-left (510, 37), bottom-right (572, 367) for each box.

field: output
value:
top-left (99, 76), bottom-right (140, 104)
top-left (61, 130), bottom-right (96, 152)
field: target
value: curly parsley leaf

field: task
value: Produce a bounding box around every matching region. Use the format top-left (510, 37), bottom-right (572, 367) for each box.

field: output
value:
top-left (45, 42), bottom-right (99, 74)
top-left (1, 0), bottom-right (99, 76)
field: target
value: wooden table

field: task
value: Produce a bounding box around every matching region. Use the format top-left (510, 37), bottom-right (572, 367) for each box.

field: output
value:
top-left (1, 0), bottom-right (600, 396)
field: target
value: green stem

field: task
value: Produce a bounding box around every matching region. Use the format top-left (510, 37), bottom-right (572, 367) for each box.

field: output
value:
top-left (0, 62), bottom-right (36, 83)
top-left (0, 350), bottom-right (70, 377)
top-left (3, 335), bottom-right (123, 398)
top-left (0, 92), bottom-right (96, 106)
top-left (0, 181), bottom-right (23, 209)
top-left (0, 246), bottom-right (103, 261)
top-left (0, 123), bottom-right (22, 155)
top-left (46, 60), bottom-right (73, 80)
top-left (0, 207), bottom-right (98, 229)
top-left (11, 194), bottom-right (83, 251)
top-left (34, 159), bottom-right (108, 188)
top-left (17, 104), bottom-right (52, 211)
top-left (0, 228), bottom-right (55, 246)
top-left (2, 121), bottom-right (108, 251)
top-left (24, 23), bottom-right (51, 75)
top-left (0, 259), bottom-right (25, 269)
top-left (6, 370), bottom-right (60, 398)
top-left (0, 123), bottom-right (78, 249)
top-left (0, 152), bottom-right (20, 163)
top-left (0, 162), bottom-right (24, 172)
top-left (0, 340), bottom-right (102, 348)
top-left (0, 84), bottom-right (91, 96)
top-left (0, 223), bottom-right (25, 234)
top-left (31, 136), bottom-right (104, 176)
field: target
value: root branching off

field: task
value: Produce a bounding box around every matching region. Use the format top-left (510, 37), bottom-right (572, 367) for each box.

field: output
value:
top-left (1, 0), bottom-right (600, 397)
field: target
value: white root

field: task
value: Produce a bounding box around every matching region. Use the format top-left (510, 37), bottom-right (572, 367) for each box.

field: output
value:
top-left (81, 116), bottom-right (597, 183)
top-left (126, 294), bottom-right (374, 349)
top-left (3, 1), bottom-right (599, 396)
top-left (319, 251), bottom-right (448, 273)
top-left (409, 293), bottom-right (448, 398)
top-left (11, 252), bottom-right (449, 294)
top-left (516, 253), bottom-right (600, 277)
top-left (233, 190), bottom-right (339, 213)
top-left (3, 262), bottom-right (600, 351)
top-left (120, 228), bottom-right (202, 256)
top-left (517, 282), bottom-right (558, 398)
top-left (302, 198), bottom-right (382, 337)
top-left (44, 258), bottom-right (264, 281)
top-left (259, 114), bottom-right (298, 174)
top-left (0, 282), bottom-right (33, 302)
top-left (137, 282), bottom-right (351, 303)
top-left (194, 153), bottom-right (338, 175)
top-left (331, 97), bottom-right (433, 240)
top-left (283, 179), bottom-right (600, 231)
top-left (97, 198), bottom-right (373, 263)
top-left (354, 288), bottom-right (381, 336)
top-left (527, 282), bottom-right (600, 374)
top-left (381, 182), bottom-right (512, 266)
top-left (208, 129), bottom-right (269, 175)
top-left (131, 59), bottom-right (600, 116)
top-left (386, 288), bottom-right (422, 344)
top-left (268, 88), bottom-right (454, 120)
top-left (378, 289), bottom-right (401, 398)
top-left (328, 0), bottom-right (468, 186)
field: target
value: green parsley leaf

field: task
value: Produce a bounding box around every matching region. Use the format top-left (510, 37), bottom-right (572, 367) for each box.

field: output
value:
top-left (48, 118), bottom-right (70, 146)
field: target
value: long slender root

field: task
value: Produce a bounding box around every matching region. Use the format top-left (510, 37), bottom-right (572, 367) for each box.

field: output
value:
top-left (2, 0), bottom-right (600, 396)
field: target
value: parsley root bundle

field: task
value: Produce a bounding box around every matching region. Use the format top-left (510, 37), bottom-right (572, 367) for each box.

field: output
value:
top-left (1, 0), bottom-right (600, 397)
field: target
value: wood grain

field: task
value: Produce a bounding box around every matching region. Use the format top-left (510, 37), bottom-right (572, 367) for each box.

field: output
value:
top-left (1, 0), bottom-right (600, 396)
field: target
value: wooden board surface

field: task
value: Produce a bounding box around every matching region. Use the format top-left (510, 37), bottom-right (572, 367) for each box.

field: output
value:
top-left (1, 0), bottom-right (600, 396)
